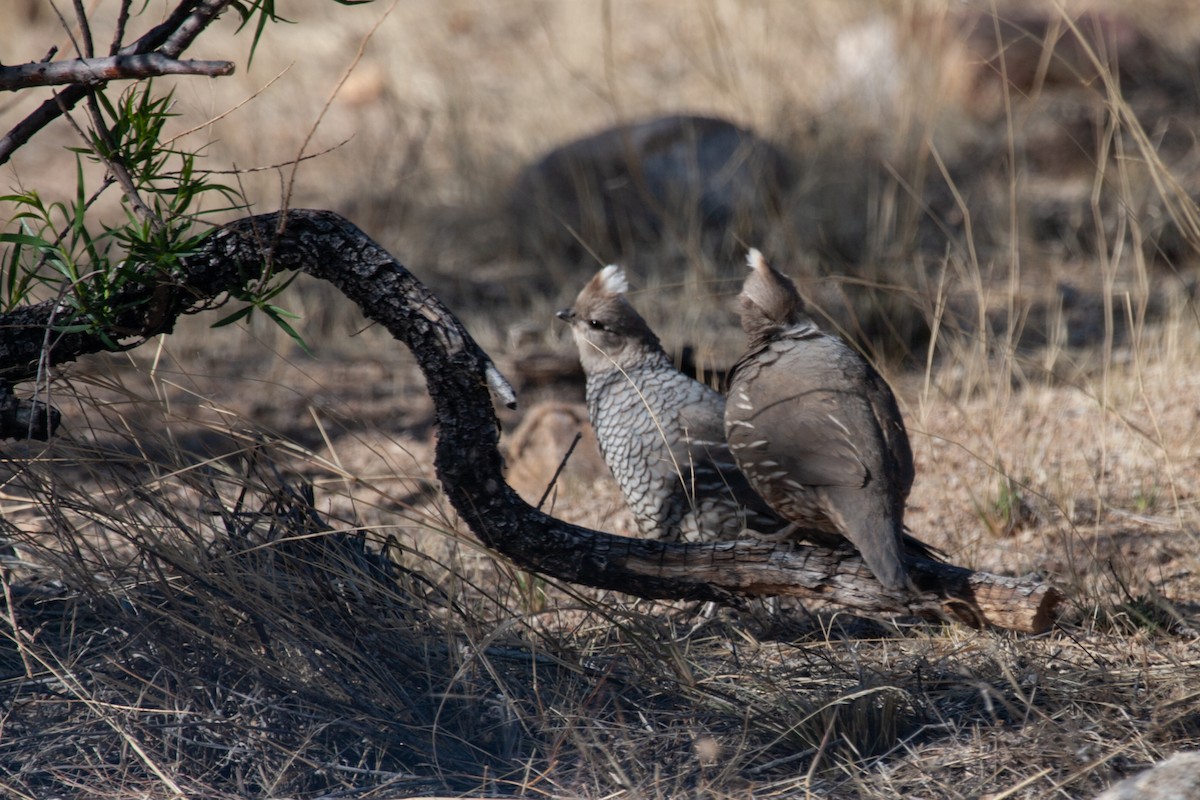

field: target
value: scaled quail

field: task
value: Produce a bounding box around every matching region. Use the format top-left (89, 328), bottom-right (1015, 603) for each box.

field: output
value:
top-left (725, 250), bottom-right (917, 592)
top-left (557, 265), bottom-right (784, 542)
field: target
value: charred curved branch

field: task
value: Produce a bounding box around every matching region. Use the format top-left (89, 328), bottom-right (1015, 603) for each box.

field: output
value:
top-left (0, 210), bottom-right (1062, 632)
top-left (0, 381), bottom-right (60, 440)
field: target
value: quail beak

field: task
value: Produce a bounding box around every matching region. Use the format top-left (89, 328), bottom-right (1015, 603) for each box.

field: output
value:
top-left (555, 308), bottom-right (575, 323)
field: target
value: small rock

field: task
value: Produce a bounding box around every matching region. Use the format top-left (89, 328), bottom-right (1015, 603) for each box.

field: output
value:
top-left (1094, 751), bottom-right (1200, 800)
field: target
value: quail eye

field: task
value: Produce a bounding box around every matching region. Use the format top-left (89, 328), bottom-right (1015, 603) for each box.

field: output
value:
top-left (587, 319), bottom-right (605, 330)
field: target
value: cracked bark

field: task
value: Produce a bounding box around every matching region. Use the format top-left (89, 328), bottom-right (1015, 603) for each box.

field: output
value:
top-left (0, 210), bottom-right (1062, 632)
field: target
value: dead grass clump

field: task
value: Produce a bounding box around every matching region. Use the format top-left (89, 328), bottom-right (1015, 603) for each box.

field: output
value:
top-left (0, 396), bottom-right (929, 798)
top-left (7, 351), bottom-right (1193, 799)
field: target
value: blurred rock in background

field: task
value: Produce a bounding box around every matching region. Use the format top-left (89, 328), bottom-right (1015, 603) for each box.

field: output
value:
top-left (506, 114), bottom-right (795, 273)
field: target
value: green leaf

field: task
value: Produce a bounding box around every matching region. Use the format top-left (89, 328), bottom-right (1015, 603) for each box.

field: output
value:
top-left (265, 303), bottom-right (300, 320)
top-left (263, 304), bottom-right (313, 356)
top-left (258, 271), bottom-right (299, 301)
top-left (212, 306), bottom-right (255, 328)
top-left (0, 232), bottom-right (54, 248)
top-left (228, 0), bottom-right (293, 66)
top-left (2, 236), bottom-right (28, 308)
top-left (50, 322), bottom-right (93, 334)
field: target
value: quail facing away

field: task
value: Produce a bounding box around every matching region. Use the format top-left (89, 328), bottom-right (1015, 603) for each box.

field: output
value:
top-left (556, 265), bottom-right (785, 542)
top-left (724, 250), bottom-right (917, 592)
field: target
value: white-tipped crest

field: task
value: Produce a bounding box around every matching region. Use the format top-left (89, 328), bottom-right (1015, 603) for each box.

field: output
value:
top-left (746, 248), bottom-right (766, 273)
top-left (737, 246), bottom-right (808, 341)
top-left (597, 264), bottom-right (629, 295)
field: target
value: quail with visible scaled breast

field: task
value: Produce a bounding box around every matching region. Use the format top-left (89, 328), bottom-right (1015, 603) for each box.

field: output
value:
top-left (557, 265), bottom-right (785, 542)
top-left (725, 249), bottom-right (917, 592)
